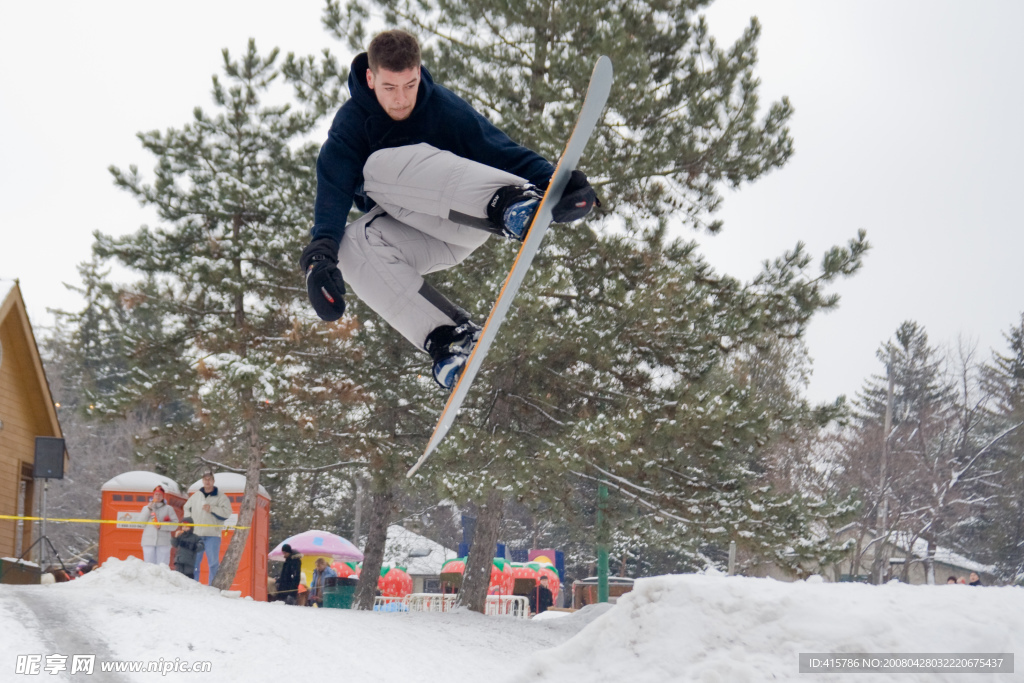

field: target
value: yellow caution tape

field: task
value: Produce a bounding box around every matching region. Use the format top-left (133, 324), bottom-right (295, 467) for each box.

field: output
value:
top-left (0, 514), bottom-right (248, 530)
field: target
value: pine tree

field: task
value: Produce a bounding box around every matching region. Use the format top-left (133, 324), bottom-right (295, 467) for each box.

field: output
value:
top-left (95, 41), bottom-right (365, 589)
top-left (283, 0), bottom-right (869, 604)
top-left (855, 321), bottom-right (953, 428)
top-left (841, 323), bottom-right (1024, 583)
top-left (971, 314), bottom-right (1024, 580)
top-left (842, 322), bottom-right (951, 581)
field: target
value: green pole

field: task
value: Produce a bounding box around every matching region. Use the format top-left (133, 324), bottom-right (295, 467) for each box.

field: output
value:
top-left (597, 482), bottom-right (609, 603)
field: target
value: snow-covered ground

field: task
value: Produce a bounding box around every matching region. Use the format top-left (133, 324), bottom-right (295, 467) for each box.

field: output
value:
top-left (1, 558), bottom-right (1021, 682)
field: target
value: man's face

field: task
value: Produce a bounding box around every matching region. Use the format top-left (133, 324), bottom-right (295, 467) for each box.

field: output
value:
top-left (202, 475), bottom-right (215, 490)
top-left (366, 65), bottom-right (420, 121)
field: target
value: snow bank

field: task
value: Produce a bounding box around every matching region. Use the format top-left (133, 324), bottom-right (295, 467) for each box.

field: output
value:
top-left (5, 563), bottom-right (1022, 683)
top-left (4, 557), bottom-right (573, 682)
top-left (513, 575), bottom-right (1024, 683)
top-left (531, 609), bottom-right (572, 621)
top-left (58, 556), bottom-right (215, 596)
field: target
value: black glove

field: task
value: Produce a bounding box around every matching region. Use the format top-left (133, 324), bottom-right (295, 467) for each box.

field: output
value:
top-left (299, 238), bottom-right (346, 321)
top-left (552, 170), bottom-right (599, 223)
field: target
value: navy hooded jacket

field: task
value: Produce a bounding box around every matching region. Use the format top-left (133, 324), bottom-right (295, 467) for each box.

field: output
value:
top-left (312, 53), bottom-right (555, 243)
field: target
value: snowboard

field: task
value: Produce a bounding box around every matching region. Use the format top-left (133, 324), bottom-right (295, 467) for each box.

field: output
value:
top-left (407, 56), bottom-right (613, 478)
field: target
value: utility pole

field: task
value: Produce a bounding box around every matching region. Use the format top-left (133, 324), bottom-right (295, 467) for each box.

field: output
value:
top-left (352, 476), bottom-right (362, 542)
top-left (875, 348), bottom-right (895, 584)
top-left (597, 483), bottom-right (609, 603)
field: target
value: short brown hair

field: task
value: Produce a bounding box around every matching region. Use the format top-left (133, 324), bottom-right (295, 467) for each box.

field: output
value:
top-left (367, 30), bottom-right (421, 73)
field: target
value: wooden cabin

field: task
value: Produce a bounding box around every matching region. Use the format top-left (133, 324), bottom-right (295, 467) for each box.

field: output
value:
top-left (0, 283), bottom-right (65, 561)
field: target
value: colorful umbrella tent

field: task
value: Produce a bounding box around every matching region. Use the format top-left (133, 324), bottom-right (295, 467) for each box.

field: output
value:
top-left (378, 564), bottom-right (413, 597)
top-left (269, 530), bottom-right (364, 586)
top-left (269, 530), bottom-right (363, 561)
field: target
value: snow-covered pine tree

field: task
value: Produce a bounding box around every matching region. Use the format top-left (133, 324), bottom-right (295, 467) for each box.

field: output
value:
top-left (38, 258), bottom-right (191, 556)
top-left (840, 323), bottom-right (1021, 583)
top-left (971, 314), bottom-right (1024, 581)
top-left (534, 233), bottom-right (865, 577)
top-left (841, 322), bottom-right (954, 582)
top-left (94, 41), bottom-right (365, 589)
top-left (300, 0), bottom-right (870, 603)
top-left (855, 321), bottom-right (954, 429)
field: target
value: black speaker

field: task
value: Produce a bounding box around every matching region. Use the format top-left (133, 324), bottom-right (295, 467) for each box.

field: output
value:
top-left (33, 437), bottom-right (66, 479)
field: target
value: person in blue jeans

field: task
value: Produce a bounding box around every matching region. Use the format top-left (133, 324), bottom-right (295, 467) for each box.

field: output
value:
top-left (183, 471), bottom-right (232, 584)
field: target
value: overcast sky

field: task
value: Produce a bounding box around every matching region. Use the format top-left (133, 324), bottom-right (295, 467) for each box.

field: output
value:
top-left (2, 1), bottom-right (1022, 404)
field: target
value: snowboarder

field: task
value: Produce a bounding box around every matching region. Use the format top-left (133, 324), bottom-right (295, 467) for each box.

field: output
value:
top-left (300, 29), bottom-right (598, 388)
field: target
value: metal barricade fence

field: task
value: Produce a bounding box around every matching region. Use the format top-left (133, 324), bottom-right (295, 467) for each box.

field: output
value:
top-left (486, 595), bottom-right (529, 619)
top-left (399, 594), bottom-right (528, 619)
top-left (373, 595), bottom-right (410, 612)
top-left (406, 593), bottom-right (457, 613)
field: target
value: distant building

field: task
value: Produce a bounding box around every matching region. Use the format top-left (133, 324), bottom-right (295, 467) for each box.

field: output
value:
top-left (0, 283), bottom-right (65, 562)
top-left (383, 524), bottom-right (457, 594)
top-left (746, 522), bottom-right (997, 585)
top-left (830, 523), bottom-right (997, 585)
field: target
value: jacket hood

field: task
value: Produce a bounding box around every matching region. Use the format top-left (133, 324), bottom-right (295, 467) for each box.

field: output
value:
top-left (348, 52), bottom-right (435, 118)
top-left (201, 486), bottom-right (219, 497)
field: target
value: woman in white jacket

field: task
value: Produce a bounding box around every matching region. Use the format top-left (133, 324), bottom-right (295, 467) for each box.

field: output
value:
top-left (137, 486), bottom-right (179, 565)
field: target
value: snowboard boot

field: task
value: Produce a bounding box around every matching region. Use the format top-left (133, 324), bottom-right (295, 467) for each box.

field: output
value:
top-left (424, 321), bottom-right (482, 389)
top-left (486, 184), bottom-right (544, 241)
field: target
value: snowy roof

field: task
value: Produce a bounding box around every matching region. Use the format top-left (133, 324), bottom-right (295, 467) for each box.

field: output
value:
top-left (382, 525), bottom-right (457, 576)
top-left (837, 523), bottom-right (996, 574)
top-left (187, 472), bottom-right (270, 499)
top-left (101, 471), bottom-right (182, 496)
top-left (893, 533), bottom-right (996, 575)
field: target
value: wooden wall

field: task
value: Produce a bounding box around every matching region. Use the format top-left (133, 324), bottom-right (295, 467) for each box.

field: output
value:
top-left (0, 285), bottom-right (62, 559)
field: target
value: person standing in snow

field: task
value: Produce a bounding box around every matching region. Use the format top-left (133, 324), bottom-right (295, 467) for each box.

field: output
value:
top-left (275, 544), bottom-right (303, 605)
top-left (300, 29), bottom-right (598, 389)
top-left (170, 517), bottom-right (205, 579)
top-left (969, 572), bottom-right (982, 586)
top-left (136, 485), bottom-right (179, 566)
top-left (308, 557), bottom-right (338, 607)
top-left (530, 575), bottom-right (554, 615)
top-left (183, 471), bottom-right (232, 584)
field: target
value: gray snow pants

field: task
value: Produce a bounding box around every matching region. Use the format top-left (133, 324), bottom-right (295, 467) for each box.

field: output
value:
top-left (337, 143), bottom-right (527, 350)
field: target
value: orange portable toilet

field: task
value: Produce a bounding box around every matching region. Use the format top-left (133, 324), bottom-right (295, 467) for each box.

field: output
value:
top-left (99, 471), bottom-right (186, 565)
top-left (185, 472), bottom-right (270, 600)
